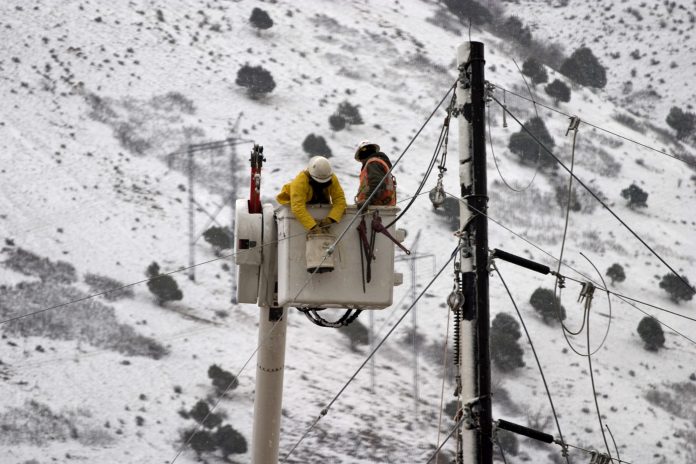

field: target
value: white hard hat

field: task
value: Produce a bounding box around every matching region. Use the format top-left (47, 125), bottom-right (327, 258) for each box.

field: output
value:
top-left (355, 140), bottom-right (380, 161)
top-left (307, 156), bottom-right (333, 183)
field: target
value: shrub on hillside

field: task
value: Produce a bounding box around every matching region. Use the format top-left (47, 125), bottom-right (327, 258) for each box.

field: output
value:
top-left (508, 117), bottom-right (556, 168)
top-left (336, 101), bottom-right (363, 126)
top-left (659, 274), bottom-right (695, 303)
top-left (84, 273), bottom-right (134, 301)
top-left (621, 183), bottom-right (648, 208)
top-left (2, 247), bottom-right (77, 284)
top-left (545, 79), bottom-right (571, 105)
top-left (236, 64), bottom-right (276, 98)
top-left (180, 427), bottom-right (217, 456)
top-left (302, 134), bottom-right (333, 157)
top-left (442, 0), bottom-right (493, 25)
top-left (215, 425), bottom-right (248, 458)
top-left (145, 262), bottom-right (183, 305)
top-left (560, 47), bottom-right (607, 88)
top-left (328, 113), bottom-right (346, 132)
top-left (637, 316), bottom-right (665, 351)
top-left (554, 184), bottom-right (582, 213)
top-left (666, 106), bottom-right (696, 140)
top-left (189, 400), bottom-right (223, 429)
top-left (249, 7), bottom-right (273, 32)
top-left (606, 264), bottom-right (626, 285)
top-left (208, 364), bottom-right (239, 395)
top-left (203, 226), bottom-right (233, 255)
top-left (529, 287), bottom-right (566, 324)
top-left (498, 16), bottom-right (532, 46)
top-left (490, 312), bottom-right (525, 372)
top-left (521, 57), bottom-right (548, 86)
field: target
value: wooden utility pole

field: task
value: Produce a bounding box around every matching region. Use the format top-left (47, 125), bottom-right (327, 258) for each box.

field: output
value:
top-left (456, 41), bottom-right (492, 463)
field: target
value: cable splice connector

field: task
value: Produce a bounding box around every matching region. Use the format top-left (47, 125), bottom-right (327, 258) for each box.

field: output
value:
top-left (565, 115), bottom-right (581, 136)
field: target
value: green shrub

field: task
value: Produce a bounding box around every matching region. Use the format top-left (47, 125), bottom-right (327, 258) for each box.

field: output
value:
top-left (659, 274), bottom-right (695, 303)
top-left (215, 424), bottom-right (248, 458)
top-left (529, 287), bottom-right (566, 324)
top-left (560, 47), bottom-right (607, 88)
top-left (189, 400), bottom-right (222, 429)
top-left (203, 226), bottom-right (233, 253)
top-left (606, 263), bottom-right (625, 285)
top-left (490, 312), bottom-right (525, 372)
top-left (621, 183), bottom-right (648, 208)
top-left (336, 101), bottom-right (363, 126)
top-left (145, 262), bottom-right (183, 305)
top-left (84, 273), bottom-right (134, 300)
top-left (545, 79), bottom-right (571, 105)
top-left (208, 364), bottom-right (239, 395)
top-left (249, 7), bottom-right (273, 32)
top-left (666, 106), bottom-right (696, 140)
top-left (3, 247), bottom-right (77, 284)
top-left (522, 57), bottom-right (548, 86)
top-left (508, 117), bottom-right (556, 168)
top-left (637, 316), bottom-right (665, 351)
top-left (302, 134), bottom-right (333, 157)
top-left (236, 64), bottom-right (276, 98)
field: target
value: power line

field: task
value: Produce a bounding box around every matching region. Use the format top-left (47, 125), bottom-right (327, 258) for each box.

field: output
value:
top-left (282, 244), bottom-right (461, 463)
top-left (492, 263), bottom-right (570, 464)
top-left (443, 190), bottom-right (696, 353)
top-left (480, 99), bottom-right (695, 296)
top-left (489, 83), bottom-right (696, 169)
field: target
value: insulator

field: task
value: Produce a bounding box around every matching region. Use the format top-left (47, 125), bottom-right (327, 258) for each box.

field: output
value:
top-left (429, 184), bottom-right (445, 208)
top-left (447, 290), bottom-right (464, 312)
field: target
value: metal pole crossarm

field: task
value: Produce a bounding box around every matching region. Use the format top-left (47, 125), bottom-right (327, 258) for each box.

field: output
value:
top-left (495, 418), bottom-right (554, 444)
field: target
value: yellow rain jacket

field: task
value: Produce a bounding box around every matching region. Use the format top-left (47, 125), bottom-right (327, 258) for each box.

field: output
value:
top-left (276, 171), bottom-right (347, 230)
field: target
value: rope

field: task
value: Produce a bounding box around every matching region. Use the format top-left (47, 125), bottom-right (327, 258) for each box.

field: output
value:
top-left (490, 83), bottom-right (696, 169)
top-left (493, 263), bottom-right (571, 464)
top-left (489, 96), bottom-right (696, 295)
top-left (282, 244), bottom-right (461, 463)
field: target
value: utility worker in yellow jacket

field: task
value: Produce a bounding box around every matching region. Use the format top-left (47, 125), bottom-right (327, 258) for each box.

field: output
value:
top-left (277, 156), bottom-right (347, 231)
top-left (354, 140), bottom-right (396, 207)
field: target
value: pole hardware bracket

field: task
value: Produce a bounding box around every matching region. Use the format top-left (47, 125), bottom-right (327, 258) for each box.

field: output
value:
top-left (588, 451), bottom-right (612, 464)
top-left (578, 281), bottom-right (595, 304)
top-left (461, 396), bottom-right (483, 430)
top-left (565, 115), bottom-right (581, 136)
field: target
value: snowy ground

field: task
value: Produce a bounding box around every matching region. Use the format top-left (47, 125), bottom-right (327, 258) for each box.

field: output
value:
top-left (0, 1), bottom-right (695, 463)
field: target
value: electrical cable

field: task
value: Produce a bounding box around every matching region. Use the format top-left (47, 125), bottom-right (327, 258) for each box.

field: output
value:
top-left (487, 104), bottom-right (537, 192)
top-left (433, 297), bottom-right (452, 464)
top-left (425, 414), bottom-right (468, 463)
top-left (490, 83), bottom-right (696, 169)
top-left (582, 255), bottom-right (613, 459)
top-left (564, 443), bottom-right (633, 463)
top-left (492, 262), bottom-right (571, 464)
top-left (489, 96), bottom-right (696, 295)
top-left (606, 424), bottom-right (622, 463)
top-left (384, 90), bottom-right (456, 229)
top-left (444, 190), bottom-right (696, 350)
top-left (282, 244), bottom-right (461, 463)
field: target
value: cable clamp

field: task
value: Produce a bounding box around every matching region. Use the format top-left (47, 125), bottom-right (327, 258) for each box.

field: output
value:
top-left (589, 451), bottom-right (612, 464)
top-left (565, 115), bottom-right (581, 136)
top-left (554, 438), bottom-right (569, 457)
top-left (462, 397), bottom-right (482, 430)
top-left (578, 281), bottom-right (595, 304)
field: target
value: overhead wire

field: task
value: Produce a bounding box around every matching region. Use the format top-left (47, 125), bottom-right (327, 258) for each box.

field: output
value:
top-left (492, 262), bottom-right (571, 464)
top-left (489, 96), bottom-right (696, 295)
top-left (582, 254), bottom-right (614, 458)
top-left (282, 244), bottom-right (461, 463)
top-left (490, 83), bottom-right (696, 169)
top-left (442, 190), bottom-right (696, 343)
top-left (493, 84), bottom-right (696, 169)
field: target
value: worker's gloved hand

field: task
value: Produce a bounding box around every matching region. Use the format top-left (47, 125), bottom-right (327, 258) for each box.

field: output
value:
top-left (318, 217), bottom-right (335, 228)
top-left (308, 224), bottom-right (321, 235)
top-left (355, 201), bottom-right (366, 211)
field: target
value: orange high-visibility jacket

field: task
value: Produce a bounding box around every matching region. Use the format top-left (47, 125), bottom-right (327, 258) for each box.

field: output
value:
top-left (356, 157), bottom-right (396, 206)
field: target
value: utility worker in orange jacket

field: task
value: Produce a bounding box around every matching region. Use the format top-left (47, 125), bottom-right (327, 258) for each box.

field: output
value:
top-left (277, 156), bottom-right (347, 231)
top-left (354, 140), bottom-right (396, 207)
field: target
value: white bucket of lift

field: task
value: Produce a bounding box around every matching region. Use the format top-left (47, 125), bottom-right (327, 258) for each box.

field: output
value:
top-left (305, 233), bottom-right (336, 273)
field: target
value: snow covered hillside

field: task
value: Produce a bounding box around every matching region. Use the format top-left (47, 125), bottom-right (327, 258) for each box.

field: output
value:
top-left (0, 1), bottom-right (695, 463)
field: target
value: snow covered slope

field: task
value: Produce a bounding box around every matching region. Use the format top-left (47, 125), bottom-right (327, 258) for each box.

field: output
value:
top-left (0, 1), bottom-right (695, 463)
